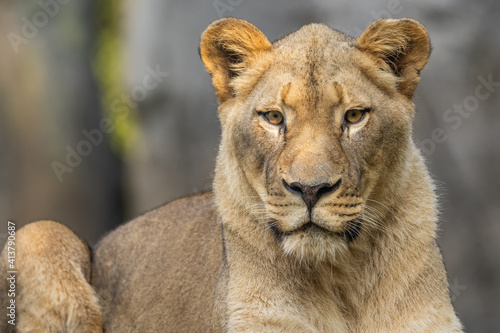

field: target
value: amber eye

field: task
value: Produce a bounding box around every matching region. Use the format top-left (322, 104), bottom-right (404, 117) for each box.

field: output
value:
top-left (263, 110), bottom-right (284, 125)
top-left (345, 109), bottom-right (367, 124)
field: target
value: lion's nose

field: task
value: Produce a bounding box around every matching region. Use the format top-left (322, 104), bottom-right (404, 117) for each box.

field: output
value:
top-left (282, 179), bottom-right (342, 212)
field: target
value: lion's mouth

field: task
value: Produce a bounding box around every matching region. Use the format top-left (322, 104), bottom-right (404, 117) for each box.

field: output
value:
top-left (270, 219), bottom-right (362, 243)
top-left (282, 221), bottom-right (331, 236)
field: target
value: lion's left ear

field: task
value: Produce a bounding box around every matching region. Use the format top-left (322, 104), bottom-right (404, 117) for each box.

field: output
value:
top-left (356, 18), bottom-right (430, 99)
top-left (200, 18), bottom-right (272, 103)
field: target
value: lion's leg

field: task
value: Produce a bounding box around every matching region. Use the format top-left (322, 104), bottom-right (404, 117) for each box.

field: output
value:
top-left (0, 221), bottom-right (103, 333)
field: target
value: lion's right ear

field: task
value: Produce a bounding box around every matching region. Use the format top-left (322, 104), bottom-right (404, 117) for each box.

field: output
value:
top-left (200, 18), bottom-right (272, 103)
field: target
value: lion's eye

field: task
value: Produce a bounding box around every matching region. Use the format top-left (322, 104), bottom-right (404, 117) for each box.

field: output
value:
top-left (345, 109), bottom-right (367, 124)
top-left (263, 110), bottom-right (284, 125)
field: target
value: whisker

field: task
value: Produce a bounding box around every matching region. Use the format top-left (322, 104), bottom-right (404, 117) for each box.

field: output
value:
top-left (365, 198), bottom-right (391, 213)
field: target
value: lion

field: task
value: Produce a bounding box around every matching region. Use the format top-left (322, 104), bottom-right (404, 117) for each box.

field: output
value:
top-left (1, 18), bottom-right (463, 332)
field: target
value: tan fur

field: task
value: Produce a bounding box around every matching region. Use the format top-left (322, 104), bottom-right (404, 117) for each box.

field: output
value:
top-left (1, 18), bottom-right (462, 332)
top-left (0, 221), bottom-right (102, 332)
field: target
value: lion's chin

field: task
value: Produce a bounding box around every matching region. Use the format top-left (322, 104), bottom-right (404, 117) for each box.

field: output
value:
top-left (276, 224), bottom-right (343, 264)
top-left (280, 231), bottom-right (347, 264)
top-left (273, 221), bottom-right (362, 264)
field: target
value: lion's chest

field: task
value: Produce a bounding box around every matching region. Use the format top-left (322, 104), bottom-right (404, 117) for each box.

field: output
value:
top-left (222, 266), bottom-right (351, 332)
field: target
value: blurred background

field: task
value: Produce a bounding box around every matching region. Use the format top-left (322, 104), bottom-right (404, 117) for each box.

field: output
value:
top-left (1, 0), bottom-right (498, 330)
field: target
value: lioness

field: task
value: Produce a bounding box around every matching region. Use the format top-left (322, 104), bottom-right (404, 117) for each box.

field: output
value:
top-left (1, 18), bottom-right (463, 332)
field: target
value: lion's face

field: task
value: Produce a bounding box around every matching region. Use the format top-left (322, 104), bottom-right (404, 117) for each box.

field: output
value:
top-left (201, 19), bottom-right (430, 261)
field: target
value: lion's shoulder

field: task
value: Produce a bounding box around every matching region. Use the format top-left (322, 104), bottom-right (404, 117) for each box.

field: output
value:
top-left (92, 191), bottom-right (221, 331)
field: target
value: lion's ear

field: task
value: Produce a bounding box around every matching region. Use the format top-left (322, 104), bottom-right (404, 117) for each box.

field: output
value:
top-left (200, 18), bottom-right (272, 103)
top-left (356, 18), bottom-right (430, 99)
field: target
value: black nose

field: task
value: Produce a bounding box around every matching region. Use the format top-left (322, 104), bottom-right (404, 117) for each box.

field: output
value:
top-left (282, 179), bottom-right (342, 212)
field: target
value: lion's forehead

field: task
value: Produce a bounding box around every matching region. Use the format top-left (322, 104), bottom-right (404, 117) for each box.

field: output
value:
top-left (253, 25), bottom-right (398, 110)
top-left (252, 56), bottom-right (387, 115)
top-left (270, 43), bottom-right (356, 83)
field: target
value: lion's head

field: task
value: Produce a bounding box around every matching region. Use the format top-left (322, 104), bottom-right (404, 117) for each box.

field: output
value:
top-left (200, 18), bottom-right (430, 262)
